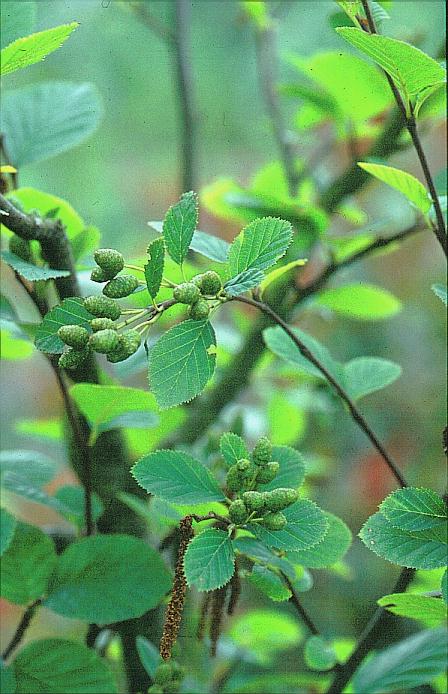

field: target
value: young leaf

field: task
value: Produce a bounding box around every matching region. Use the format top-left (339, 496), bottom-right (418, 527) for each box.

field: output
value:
top-left (352, 628), bottom-right (447, 694)
top-left (316, 283), bottom-right (401, 320)
top-left (344, 357), bottom-right (402, 401)
top-left (162, 191), bottom-right (198, 266)
top-left (260, 259), bottom-right (307, 296)
top-left (379, 487), bottom-right (447, 532)
top-left (432, 283), bottom-right (447, 305)
top-left (304, 635), bottom-right (337, 671)
top-left (1, 522), bottom-right (56, 604)
top-left (184, 528), bottom-right (235, 591)
top-left (219, 432), bottom-right (249, 468)
top-left (259, 445), bottom-right (306, 492)
top-left (247, 565), bottom-right (292, 602)
top-left (149, 319), bottom-right (217, 409)
top-left (35, 297), bottom-right (93, 353)
top-left (287, 512), bottom-right (352, 568)
top-left (44, 534), bottom-right (171, 622)
top-left (359, 512), bottom-right (447, 569)
top-left (70, 384), bottom-right (158, 444)
top-left (148, 221), bottom-right (230, 263)
top-left (1, 22), bottom-right (79, 76)
top-left (13, 639), bottom-right (117, 694)
top-left (1, 251), bottom-right (71, 281)
top-left (0, 508), bottom-right (16, 557)
top-left (132, 449), bottom-right (224, 504)
top-left (0, 449), bottom-right (58, 486)
top-left (229, 610), bottom-right (302, 664)
top-left (228, 217), bottom-right (293, 274)
top-left (249, 499), bottom-right (329, 552)
top-left (377, 593), bottom-right (447, 628)
top-left (144, 237), bottom-right (165, 300)
top-left (234, 536), bottom-right (297, 581)
top-left (224, 268), bottom-right (265, 297)
top-left (0, 82), bottom-right (102, 167)
top-left (336, 28), bottom-right (446, 101)
top-left (358, 163), bottom-right (431, 214)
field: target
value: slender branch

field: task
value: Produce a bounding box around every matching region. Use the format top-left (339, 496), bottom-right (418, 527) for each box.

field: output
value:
top-left (282, 574), bottom-right (320, 635)
top-left (232, 295), bottom-right (408, 488)
top-left (326, 568), bottom-right (415, 693)
top-left (0, 133), bottom-right (19, 189)
top-left (174, 0), bottom-right (196, 192)
top-left (2, 599), bottom-right (41, 660)
top-left (361, 0), bottom-right (447, 256)
top-left (255, 18), bottom-right (299, 195)
top-left (130, 2), bottom-right (175, 44)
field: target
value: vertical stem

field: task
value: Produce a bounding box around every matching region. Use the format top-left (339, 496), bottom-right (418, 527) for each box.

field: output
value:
top-left (174, 0), bottom-right (196, 192)
top-left (2, 600), bottom-right (41, 660)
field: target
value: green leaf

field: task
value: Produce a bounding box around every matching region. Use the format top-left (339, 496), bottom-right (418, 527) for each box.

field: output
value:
top-left (13, 638), bottom-right (117, 693)
top-left (432, 283), bottom-right (447, 305)
top-left (136, 636), bottom-right (162, 679)
top-left (249, 499), bottom-right (329, 552)
top-left (35, 298), bottom-right (93, 354)
top-left (358, 163), bottom-right (431, 213)
top-left (1, 23), bottom-right (78, 76)
top-left (1, 1), bottom-right (36, 49)
top-left (304, 635), bottom-right (337, 671)
top-left (380, 487), bottom-right (447, 531)
top-left (44, 534), bottom-right (171, 622)
top-left (336, 28), bottom-right (446, 101)
top-left (148, 221), bottom-right (230, 263)
top-left (144, 238), bottom-right (164, 300)
top-left (132, 449), bottom-right (224, 504)
top-left (228, 217), bottom-right (293, 274)
top-left (260, 259), bottom-right (307, 296)
top-left (415, 81), bottom-right (447, 120)
top-left (0, 326), bottom-right (34, 360)
top-left (233, 536), bottom-right (297, 581)
top-left (229, 610), bottom-right (302, 664)
top-left (1, 82), bottom-right (102, 167)
top-left (0, 661), bottom-right (15, 694)
top-left (219, 432), bottom-right (249, 468)
top-left (184, 528), bottom-right (235, 591)
top-left (260, 445), bottom-right (306, 492)
top-left (359, 512), bottom-right (447, 569)
top-left (344, 357), bottom-right (402, 400)
top-left (287, 512), bottom-right (352, 568)
top-left (149, 319), bottom-right (217, 409)
top-left (0, 449), bottom-right (58, 486)
top-left (316, 283), bottom-right (401, 320)
top-left (1, 251), bottom-right (71, 281)
top-left (268, 393), bottom-right (306, 446)
top-left (224, 268), bottom-right (265, 297)
top-left (442, 570), bottom-right (447, 604)
top-left (53, 486), bottom-right (104, 529)
top-left (1, 522), bottom-right (56, 604)
top-left (162, 191), bottom-right (198, 266)
top-left (0, 507), bottom-right (16, 557)
top-left (70, 384), bottom-right (158, 444)
top-left (352, 628), bottom-right (447, 694)
top-left (247, 564), bottom-right (291, 602)
top-left (377, 593), bottom-right (447, 628)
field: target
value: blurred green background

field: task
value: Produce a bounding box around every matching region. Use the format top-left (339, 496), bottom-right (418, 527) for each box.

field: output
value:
top-left (1, 0), bottom-right (446, 686)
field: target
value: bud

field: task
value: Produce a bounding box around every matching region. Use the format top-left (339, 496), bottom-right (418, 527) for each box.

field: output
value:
top-left (256, 461), bottom-right (279, 485)
top-left (84, 295), bottom-right (121, 320)
top-left (261, 511), bottom-right (287, 531)
top-left (252, 436), bottom-right (272, 466)
top-left (173, 282), bottom-right (201, 305)
top-left (189, 298), bottom-right (210, 321)
top-left (236, 458), bottom-right (251, 472)
top-left (58, 325), bottom-right (89, 350)
top-left (226, 465), bottom-right (243, 493)
top-left (103, 274), bottom-right (139, 298)
top-left (93, 248), bottom-right (124, 279)
top-left (229, 499), bottom-right (248, 524)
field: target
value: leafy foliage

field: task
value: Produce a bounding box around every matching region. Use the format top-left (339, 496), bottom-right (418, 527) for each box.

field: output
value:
top-left (184, 528), bottom-right (235, 591)
top-left (1, 23), bottom-right (78, 76)
top-left (377, 593), bottom-right (447, 628)
top-left (228, 217), bottom-right (293, 274)
top-left (287, 512), bottom-right (352, 568)
top-left (163, 191), bottom-right (198, 266)
top-left (379, 487), bottom-right (447, 532)
top-left (247, 565), bottom-right (291, 602)
top-left (249, 499), bottom-right (329, 552)
top-left (145, 237), bottom-right (165, 300)
top-left (358, 163), bottom-right (431, 213)
top-left (316, 283), bottom-right (402, 320)
top-left (1, 250), bottom-right (71, 281)
top-left (304, 635), bottom-right (337, 671)
top-left (219, 432), bottom-right (249, 467)
top-left (224, 268), bottom-right (265, 296)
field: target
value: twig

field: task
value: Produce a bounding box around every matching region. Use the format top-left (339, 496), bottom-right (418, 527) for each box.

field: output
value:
top-left (0, 133), bottom-right (19, 189)
top-left (361, 0), bottom-right (447, 256)
top-left (174, 0), bottom-right (197, 192)
top-left (255, 17), bottom-right (299, 195)
top-left (2, 599), bottom-right (41, 660)
top-left (282, 573), bottom-right (320, 635)
top-left (326, 568), bottom-right (415, 693)
top-left (232, 295), bottom-right (408, 488)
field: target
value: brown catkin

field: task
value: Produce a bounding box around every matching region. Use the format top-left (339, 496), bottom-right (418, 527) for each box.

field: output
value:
top-left (159, 516), bottom-right (194, 661)
top-left (209, 585), bottom-right (228, 657)
top-left (227, 564), bottom-right (241, 616)
top-left (196, 593), bottom-right (212, 641)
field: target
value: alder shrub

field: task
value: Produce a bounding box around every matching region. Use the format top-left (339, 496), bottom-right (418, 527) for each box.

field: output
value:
top-left (0, 2), bottom-right (447, 694)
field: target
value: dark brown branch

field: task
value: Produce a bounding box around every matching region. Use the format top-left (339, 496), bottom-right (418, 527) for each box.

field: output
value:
top-left (326, 568), bottom-right (415, 693)
top-left (174, 0), bottom-right (197, 192)
top-left (2, 599), bottom-right (41, 660)
top-left (232, 295), bottom-right (408, 488)
top-left (282, 574), bottom-right (320, 635)
top-left (361, 0), bottom-right (447, 256)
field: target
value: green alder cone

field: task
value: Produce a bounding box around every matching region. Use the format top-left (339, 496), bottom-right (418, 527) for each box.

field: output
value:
top-left (189, 298), bottom-right (210, 320)
top-left (200, 270), bottom-right (222, 295)
top-left (191, 273), bottom-right (204, 287)
top-left (256, 461), bottom-right (279, 484)
top-left (242, 491), bottom-right (266, 513)
top-left (94, 248), bottom-right (124, 278)
top-left (252, 436), bottom-right (272, 466)
top-left (84, 295), bottom-right (121, 320)
top-left (264, 488), bottom-right (299, 512)
top-left (229, 499), bottom-right (249, 524)
top-left (106, 329), bottom-right (141, 362)
top-left (173, 282), bottom-right (201, 305)
top-left (57, 324), bottom-right (89, 350)
top-left (236, 458), bottom-right (251, 473)
top-left (226, 465), bottom-right (244, 492)
top-left (90, 266), bottom-right (107, 283)
top-left (9, 234), bottom-right (32, 261)
top-left (58, 346), bottom-right (91, 370)
top-left (89, 328), bottom-right (120, 354)
top-left (90, 317), bottom-right (116, 332)
top-left (103, 274), bottom-right (139, 298)
top-left (261, 511), bottom-right (287, 530)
